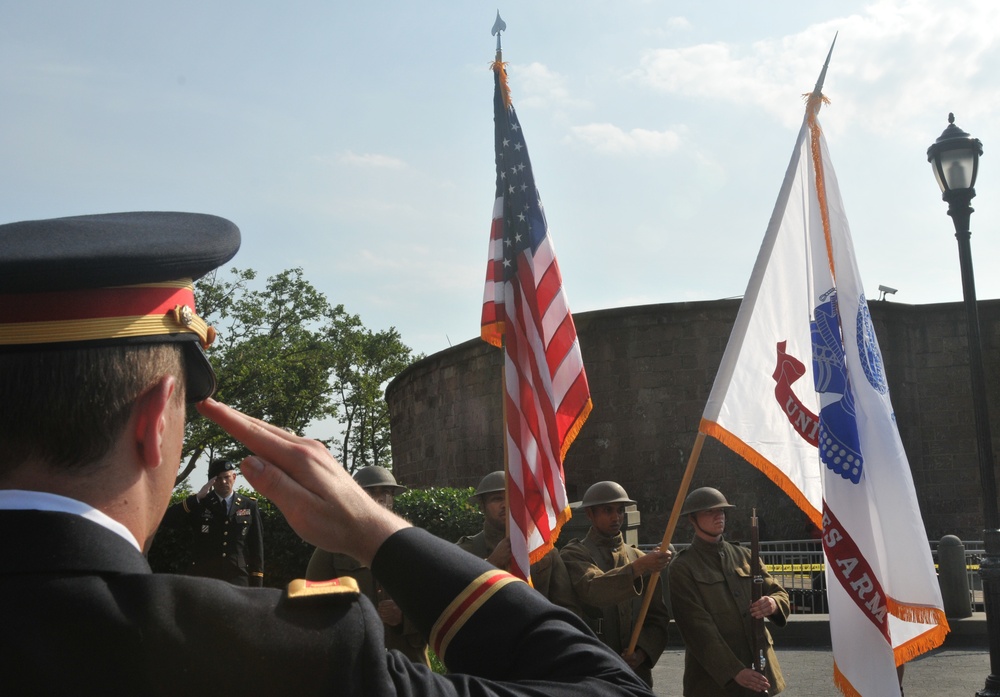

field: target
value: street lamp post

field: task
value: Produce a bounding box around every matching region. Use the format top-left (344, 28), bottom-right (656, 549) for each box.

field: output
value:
top-left (927, 113), bottom-right (999, 697)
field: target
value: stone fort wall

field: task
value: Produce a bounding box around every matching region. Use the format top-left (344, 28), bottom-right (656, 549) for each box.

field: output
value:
top-left (385, 298), bottom-right (1000, 545)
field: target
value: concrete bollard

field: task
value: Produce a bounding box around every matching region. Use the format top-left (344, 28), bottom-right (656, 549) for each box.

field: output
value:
top-left (938, 535), bottom-right (973, 619)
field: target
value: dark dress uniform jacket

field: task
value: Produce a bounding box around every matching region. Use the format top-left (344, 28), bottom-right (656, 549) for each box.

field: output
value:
top-left (456, 524), bottom-right (584, 617)
top-left (668, 535), bottom-right (789, 696)
top-left (305, 548), bottom-right (430, 666)
top-left (560, 528), bottom-right (671, 687)
top-left (1, 509), bottom-right (655, 697)
top-left (161, 492), bottom-right (264, 586)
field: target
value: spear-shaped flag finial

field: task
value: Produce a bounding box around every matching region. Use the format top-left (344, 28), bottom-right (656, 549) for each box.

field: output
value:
top-left (492, 11), bottom-right (506, 55)
top-left (804, 32), bottom-right (837, 119)
top-left (812, 32), bottom-right (838, 97)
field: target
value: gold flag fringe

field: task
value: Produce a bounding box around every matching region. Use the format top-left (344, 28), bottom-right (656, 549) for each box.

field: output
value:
top-left (833, 662), bottom-right (864, 697)
top-left (481, 320), bottom-right (505, 349)
top-left (560, 398), bottom-right (593, 463)
top-left (807, 92), bottom-right (836, 282)
top-left (529, 504), bottom-right (573, 566)
top-left (889, 600), bottom-right (950, 664)
top-left (492, 59), bottom-right (513, 109)
top-left (700, 418), bottom-right (824, 529)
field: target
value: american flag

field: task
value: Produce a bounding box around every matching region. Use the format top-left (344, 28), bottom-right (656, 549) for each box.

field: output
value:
top-left (481, 59), bottom-right (592, 581)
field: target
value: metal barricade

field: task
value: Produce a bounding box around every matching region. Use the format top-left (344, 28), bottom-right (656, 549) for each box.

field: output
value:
top-left (641, 538), bottom-right (983, 614)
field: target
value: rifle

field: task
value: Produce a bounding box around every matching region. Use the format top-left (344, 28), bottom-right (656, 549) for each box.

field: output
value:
top-left (750, 508), bottom-right (769, 696)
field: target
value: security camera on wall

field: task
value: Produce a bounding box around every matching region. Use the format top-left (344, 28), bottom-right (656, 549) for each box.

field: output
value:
top-left (878, 285), bottom-right (898, 301)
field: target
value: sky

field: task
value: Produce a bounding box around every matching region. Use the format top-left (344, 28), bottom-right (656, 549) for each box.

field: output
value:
top-left (3, 1), bottom-right (1000, 449)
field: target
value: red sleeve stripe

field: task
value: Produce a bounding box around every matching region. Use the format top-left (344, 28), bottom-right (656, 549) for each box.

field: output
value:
top-left (429, 570), bottom-right (521, 660)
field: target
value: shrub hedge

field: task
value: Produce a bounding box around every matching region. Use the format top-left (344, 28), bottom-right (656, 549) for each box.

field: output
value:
top-left (147, 485), bottom-right (484, 589)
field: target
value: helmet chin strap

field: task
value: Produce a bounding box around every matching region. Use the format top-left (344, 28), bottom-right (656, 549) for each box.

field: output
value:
top-left (692, 512), bottom-right (724, 540)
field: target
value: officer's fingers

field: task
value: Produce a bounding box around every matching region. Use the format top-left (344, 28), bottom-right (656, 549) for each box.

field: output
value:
top-left (198, 399), bottom-right (298, 444)
top-left (199, 399), bottom-right (344, 491)
top-left (239, 456), bottom-right (322, 539)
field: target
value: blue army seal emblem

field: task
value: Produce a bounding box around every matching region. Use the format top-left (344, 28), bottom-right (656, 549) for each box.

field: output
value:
top-left (856, 295), bottom-right (888, 395)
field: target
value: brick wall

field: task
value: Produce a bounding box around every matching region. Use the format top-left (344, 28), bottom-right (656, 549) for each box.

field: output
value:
top-left (386, 298), bottom-right (1000, 545)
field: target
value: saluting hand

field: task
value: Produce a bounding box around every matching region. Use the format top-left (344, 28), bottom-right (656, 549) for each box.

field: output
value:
top-left (196, 477), bottom-right (216, 501)
top-left (196, 398), bottom-right (409, 566)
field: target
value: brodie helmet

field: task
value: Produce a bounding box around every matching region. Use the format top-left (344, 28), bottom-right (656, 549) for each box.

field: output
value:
top-left (581, 481), bottom-right (636, 508)
top-left (352, 466), bottom-right (407, 495)
top-left (468, 470), bottom-right (505, 503)
top-left (680, 487), bottom-right (736, 516)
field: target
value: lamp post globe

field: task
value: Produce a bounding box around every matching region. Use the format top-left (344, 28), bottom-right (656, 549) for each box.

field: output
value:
top-left (929, 114), bottom-right (999, 697)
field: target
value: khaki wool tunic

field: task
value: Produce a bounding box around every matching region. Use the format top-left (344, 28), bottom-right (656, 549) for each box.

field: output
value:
top-left (456, 523), bottom-right (583, 618)
top-left (668, 535), bottom-right (789, 696)
top-left (560, 528), bottom-right (671, 688)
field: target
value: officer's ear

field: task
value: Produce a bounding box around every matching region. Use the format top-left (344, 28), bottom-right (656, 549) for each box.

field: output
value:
top-left (132, 375), bottom-right (178, 470)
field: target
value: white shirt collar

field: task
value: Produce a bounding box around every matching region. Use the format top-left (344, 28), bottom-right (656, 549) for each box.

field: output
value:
top-left (0, 489), bottom-right (142, 551)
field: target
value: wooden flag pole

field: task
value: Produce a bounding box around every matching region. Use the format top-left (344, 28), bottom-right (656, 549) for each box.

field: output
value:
top-left (501, 342), bottom-right (512, 560)
top-left (626, 431), bottom-right (706, 654)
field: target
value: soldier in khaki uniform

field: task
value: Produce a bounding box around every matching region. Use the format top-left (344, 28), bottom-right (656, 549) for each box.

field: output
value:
top-left (668, 487), bottom-right (789, 696)
top-left (560, 481), bottom-right (672, 688)
top-left (456, 471), bottom-right (582, 617)
top-left (306, 466), bottom-right (429, 666)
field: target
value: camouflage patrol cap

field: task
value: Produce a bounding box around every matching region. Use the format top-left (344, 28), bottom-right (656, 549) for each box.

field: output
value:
top-left (680, 487), bottom-right (736, 516)
top-left (352, 466), bottom-right (407, 495)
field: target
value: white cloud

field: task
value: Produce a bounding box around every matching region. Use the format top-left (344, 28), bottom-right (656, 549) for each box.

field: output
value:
top-left (566, 123), bottom-right (681, 155)
top-left (629, 0), bottom-right (1000, 137)
top-left (510, 62), bottom-right (590, 111)
top-left (337, 151), bottom-right (406, 170)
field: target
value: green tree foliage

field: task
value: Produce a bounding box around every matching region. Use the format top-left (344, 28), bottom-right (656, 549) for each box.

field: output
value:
top-left (394, 487), bottom-right (482, 543)
top-left (328, 316), bottom-right (421, 472)
top-left (180, 267), bottom-right (343, 483)
top-left (180, 267), bottom-right (417, 486)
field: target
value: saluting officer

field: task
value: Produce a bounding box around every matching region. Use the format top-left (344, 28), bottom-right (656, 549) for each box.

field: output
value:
top-left (161, 458), bottom-right (265, 587)
top-left (560, 481), bottom-right (672, 688)
top-left (457, 471), bottom-right (583, 617)
top-left (0, 211), bottom-right (653, 696)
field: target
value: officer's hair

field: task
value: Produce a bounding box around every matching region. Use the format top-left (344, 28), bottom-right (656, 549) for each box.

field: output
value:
top-left (0, 344), bottom-right (184, 474)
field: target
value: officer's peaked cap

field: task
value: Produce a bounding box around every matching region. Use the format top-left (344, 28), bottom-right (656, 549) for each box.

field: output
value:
top-left (0, 212), bottom-right (241, 401)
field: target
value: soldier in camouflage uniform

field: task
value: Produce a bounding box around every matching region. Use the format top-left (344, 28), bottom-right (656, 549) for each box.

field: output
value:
top-left (560, 481), bottom-right (672, 688)
top-left (456, 471), bottom-right (582, 617)
top-left (161, 458), bottom-right (265, 587)
top-left (668, 487), bottom-right (789, 696)
top-left (306, 466), bottom-right (429, 666)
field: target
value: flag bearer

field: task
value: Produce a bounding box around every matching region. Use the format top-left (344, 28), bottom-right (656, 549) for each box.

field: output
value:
top-left (457, 470), bottom-right (582, 617)
top-left (561, 480), bottom-right (672, 687)
top-left (668, 487), bottom-right (789, 696)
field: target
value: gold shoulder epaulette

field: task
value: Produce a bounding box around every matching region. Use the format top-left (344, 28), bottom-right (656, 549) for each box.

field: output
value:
top-left (286, 576), bottom-right (361, 599)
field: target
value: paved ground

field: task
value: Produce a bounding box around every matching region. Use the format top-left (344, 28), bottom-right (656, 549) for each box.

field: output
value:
top-left (650, 647), bottom-right (990, 696)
